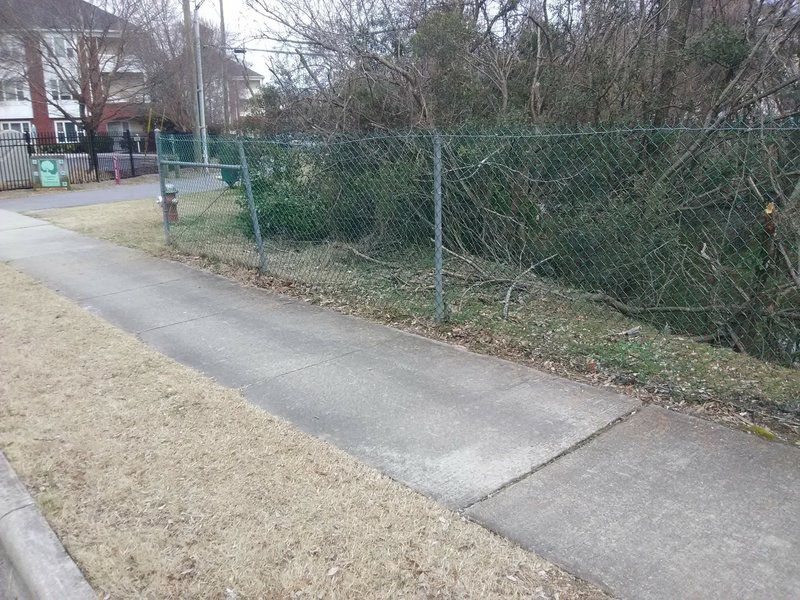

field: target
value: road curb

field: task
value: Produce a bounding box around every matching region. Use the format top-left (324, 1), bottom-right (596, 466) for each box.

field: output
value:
top-left (0, 451), bottom-right (94, 600)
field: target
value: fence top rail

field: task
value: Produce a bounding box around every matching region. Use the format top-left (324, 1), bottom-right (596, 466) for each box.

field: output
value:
top-left (159, 160), bottom-right (241, 170)
top-left (437, 125), bottom-right (800, 139)
top-left (160, 123), bottom-right (800, 149)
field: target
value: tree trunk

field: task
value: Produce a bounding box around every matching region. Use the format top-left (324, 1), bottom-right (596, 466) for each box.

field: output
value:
top-left (653, 0), bottom-right (694, 126)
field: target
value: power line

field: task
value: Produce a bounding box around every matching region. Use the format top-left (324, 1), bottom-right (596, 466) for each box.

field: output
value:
top-left (206, 43), bottom-right (331, 58)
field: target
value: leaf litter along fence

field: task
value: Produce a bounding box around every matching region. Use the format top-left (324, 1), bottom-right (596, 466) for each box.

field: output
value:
top-left (155, 125), bottom-right (800, 368)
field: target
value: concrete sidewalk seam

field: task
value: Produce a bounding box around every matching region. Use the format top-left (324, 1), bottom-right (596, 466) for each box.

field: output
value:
top-left (239, 346), bottom-right (372, 390)
top-left (0, 223), bottom-right (51, 231)
top-left (77, 275), bottom-right (191, 302)
top-left (0, 502), bottom-right (34, 525)
top-left (132, 307), bottom-right (237, 335)
top-left (459, 407), bottom-right (640, 513)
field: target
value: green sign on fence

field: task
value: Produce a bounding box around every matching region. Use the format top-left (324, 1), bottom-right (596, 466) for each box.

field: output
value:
top-left (40, 159), bottom-right (61, 187)
top-left (31, 156), bottom-right (69, 189)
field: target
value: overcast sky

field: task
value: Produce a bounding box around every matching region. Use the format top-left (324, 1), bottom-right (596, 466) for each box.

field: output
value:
top-left (196, 0), bottom-right (274, 80)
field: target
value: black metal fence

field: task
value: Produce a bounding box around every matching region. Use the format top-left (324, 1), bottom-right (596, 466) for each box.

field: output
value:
top-left (0, 130), bottom-right (158, 191)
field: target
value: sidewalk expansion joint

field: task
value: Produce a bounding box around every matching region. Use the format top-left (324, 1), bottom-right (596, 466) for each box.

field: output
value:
top-left (240, 347), bottom-right (368, 390)
top-left (133, 308), bottom-right (234, 335)
top-left (0, 502), bottom-right (34, 525)
top-left (77, 276), bottom-right (191, 301)
top-left (458, 406), bottom-right (641, 513)
top-left (241, 333), bottom-right (402, 389)
top-left (1, 223), bottom-right (53, 231)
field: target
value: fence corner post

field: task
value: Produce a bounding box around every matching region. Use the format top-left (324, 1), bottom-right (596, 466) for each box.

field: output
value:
top-left (154, 128), bottom-right (170, 245)
top-left (433, 131), bottom-right (445, 322)
top-left (238, 139), bottom-right (266, 272)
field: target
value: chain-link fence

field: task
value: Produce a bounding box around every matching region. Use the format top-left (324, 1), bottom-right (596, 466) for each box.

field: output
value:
top-left (156, 125), bottom-right (800, 367)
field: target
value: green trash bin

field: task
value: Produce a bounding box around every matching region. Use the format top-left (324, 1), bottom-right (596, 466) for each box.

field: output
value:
top-left (215, 138), bottom-right (240, 188)
top-left (221, 166), bottom-right (240, 188)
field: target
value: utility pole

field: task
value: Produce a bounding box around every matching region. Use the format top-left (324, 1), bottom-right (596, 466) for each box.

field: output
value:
top-left (220, 0), bottom-right (230, 132)
top-left (194, 0), bottom-right (209, 164)
top-left (182, 0), bottom-right (201, 160)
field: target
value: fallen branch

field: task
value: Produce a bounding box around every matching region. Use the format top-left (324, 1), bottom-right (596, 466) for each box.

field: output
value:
top-left (457, 278), bottom-right (512, 311)
top-left (727, 324), bottom-right (747, 354)
top-left (699, 243), bottom-right (751, 303)
top-left (443, 269), bottom-right (479, 282)
top-left (502, 254), bottom-right (557, 320)
top-left (777, 241), bottom-right (800, 289)
top-left (436, 241), bottom-right (491, 278)
top-left (339, 244), bottom-right (484, 285)
top-left (689, 331), bottom-right (724, 344)
top-left (585, 293), bottom-right (737, 316)
top-left (606, 326), bottom-right (642, 340)
top-left (342, 244), bottom-right (401, 270)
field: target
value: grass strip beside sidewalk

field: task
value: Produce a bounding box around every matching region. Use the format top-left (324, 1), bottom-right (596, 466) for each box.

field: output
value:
top-left (0, 264), bottom-right (604, 599)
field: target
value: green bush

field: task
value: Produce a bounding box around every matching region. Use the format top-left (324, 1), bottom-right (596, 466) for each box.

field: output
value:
top-left (246, 143), bottom-right (327, 241)
top-left (233, 127), bottom-right (799, 365)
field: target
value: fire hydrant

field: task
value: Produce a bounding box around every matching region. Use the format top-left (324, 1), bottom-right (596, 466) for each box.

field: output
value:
top-left (159, 183), bottom-right (179, 223)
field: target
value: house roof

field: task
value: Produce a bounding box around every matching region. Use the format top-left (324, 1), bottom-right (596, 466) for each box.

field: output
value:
top-left (212, 50), bottom-right (262, 80)
top-left (228, 60), bottom-right (263, 80)
top-left (0, 0), bottom-right (122, 32)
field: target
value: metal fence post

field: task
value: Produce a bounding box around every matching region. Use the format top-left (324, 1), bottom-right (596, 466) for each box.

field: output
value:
top-left (154, 128), bottom-right (170, 244)
top-left (433, 131), bottom-right (445, 322)
top-left (238, 140), bottom-right (266, 272)
top-left (87, 129), bottom-right (100, 182)
top-left (124, 130), bottom-right (136, 177)
top-left (23, 132), bottom-right (34, 189)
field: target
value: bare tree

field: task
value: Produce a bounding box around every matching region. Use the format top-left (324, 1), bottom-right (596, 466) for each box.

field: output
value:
top-left (241, 0), bottom-right (800, 132)
top-left (0, 0), bottom-right (156, 138)
top-left (131, 2), bottom-right (249, 132)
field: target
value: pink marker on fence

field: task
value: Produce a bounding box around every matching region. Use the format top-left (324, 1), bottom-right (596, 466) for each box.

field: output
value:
top-left (113, 153), bottom-right (121, 184)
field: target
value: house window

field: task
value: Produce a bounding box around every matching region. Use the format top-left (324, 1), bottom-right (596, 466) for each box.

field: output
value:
top-left (48, 79), bottom-right (74, 101)
top-left (55, 121), bottom-right (84, 143)
top-left (0, 39), bottom-right (24, 62)
top-left (52, 36), bottom-right (75, 59)
top-left (0, 121), bottom-right (31, 134)
top-left (0, 79), bottom-right (26, 102)
top-left (107, 120), bottom-right (131, 135)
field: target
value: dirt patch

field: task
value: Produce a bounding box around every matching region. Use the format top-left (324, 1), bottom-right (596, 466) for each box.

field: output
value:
top-left (0, 263), bottom-right (604, 599)
top-left (34, 199), bottom-right (800, 445)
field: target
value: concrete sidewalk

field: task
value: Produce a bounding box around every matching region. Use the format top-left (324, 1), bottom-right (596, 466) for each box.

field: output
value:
top-left (1, 208), bottom-right (798, 599)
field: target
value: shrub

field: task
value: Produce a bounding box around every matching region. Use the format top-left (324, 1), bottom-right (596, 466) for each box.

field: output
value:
top-left (246, 142), bottom-right (327, 241)
top-left (232, 126), bottom-right (799, 364)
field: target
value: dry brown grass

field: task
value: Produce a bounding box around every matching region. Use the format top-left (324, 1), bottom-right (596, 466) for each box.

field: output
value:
top-left (29, 198), bottom-right (167, 255)
top-left (0, 263), bottom-right (605, 599)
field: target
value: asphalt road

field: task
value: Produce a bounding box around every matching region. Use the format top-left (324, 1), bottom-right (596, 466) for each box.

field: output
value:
top-left (0, 177), bottom-right (225, 213)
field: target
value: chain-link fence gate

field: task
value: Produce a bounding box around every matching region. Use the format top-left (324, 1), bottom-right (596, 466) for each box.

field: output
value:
top-left (155, 131), bottom-right (265, 270)
top-left (155, 125), bottom-right (800, 368)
